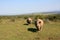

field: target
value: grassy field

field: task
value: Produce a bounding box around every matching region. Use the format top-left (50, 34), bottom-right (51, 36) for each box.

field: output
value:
top-left (0, 18), bottom-right (60, 40)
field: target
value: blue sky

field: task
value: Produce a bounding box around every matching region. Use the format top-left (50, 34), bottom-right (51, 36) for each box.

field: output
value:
top-left (0, 0), bottom-right (60, 15)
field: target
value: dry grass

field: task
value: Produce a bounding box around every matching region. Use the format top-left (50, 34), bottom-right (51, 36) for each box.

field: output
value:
top-left (0, 19), bottom-right (60, 40)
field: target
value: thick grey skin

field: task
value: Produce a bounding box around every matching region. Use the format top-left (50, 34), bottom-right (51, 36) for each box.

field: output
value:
top-left (35, 19), bottom-right (44, 31)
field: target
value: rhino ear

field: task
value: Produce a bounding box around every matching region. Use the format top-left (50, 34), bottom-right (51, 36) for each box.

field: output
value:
top-left (39, 21), bottom-right (41, 23)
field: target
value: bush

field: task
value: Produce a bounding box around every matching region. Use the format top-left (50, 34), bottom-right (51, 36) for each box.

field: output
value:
top-left (24, 16), bottom-right (28, 19)
top-left (34, 15), bottom-right (45, 19)
top-left (10, 18), bottom-right (15, 22)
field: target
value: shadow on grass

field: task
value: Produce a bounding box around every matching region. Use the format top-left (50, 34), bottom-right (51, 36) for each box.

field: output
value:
top-left (23, 23), bottom-right (29, 25)
top-left (28, 28), bottom-right (38, 32)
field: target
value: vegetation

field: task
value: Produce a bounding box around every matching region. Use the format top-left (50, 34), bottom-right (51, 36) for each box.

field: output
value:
top-left (0, 14), bottom-right (60, 40)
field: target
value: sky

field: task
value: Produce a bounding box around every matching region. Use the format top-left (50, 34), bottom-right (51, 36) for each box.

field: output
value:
top-left (0, 0), bottom-right (60, 15)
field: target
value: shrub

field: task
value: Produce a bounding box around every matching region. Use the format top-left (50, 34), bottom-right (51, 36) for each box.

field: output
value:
top-left (10, 18), bottom-right (15, 22)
